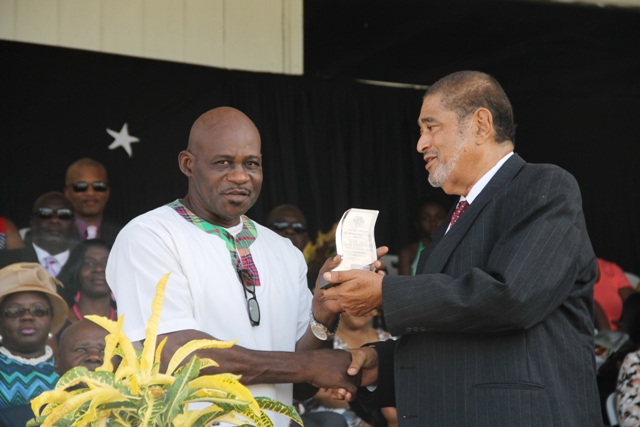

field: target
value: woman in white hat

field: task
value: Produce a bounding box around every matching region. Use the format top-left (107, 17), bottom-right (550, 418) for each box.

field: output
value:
top-left (0, 262), bottom-right (68, 409)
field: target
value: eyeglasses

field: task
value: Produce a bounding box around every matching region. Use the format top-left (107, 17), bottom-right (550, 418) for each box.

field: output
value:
top-left (82, 259), bottom-right (108, 269)
top-left (4, 306), bottom-right (50, 318)
top-left (237, 269), bottom-right (260, 326)
top-left (67, 181), bottom-right (109, 193)
top-left (33, 208), bottom-right (74, 220)
top-left (271, 221), bottom-right (307, 234)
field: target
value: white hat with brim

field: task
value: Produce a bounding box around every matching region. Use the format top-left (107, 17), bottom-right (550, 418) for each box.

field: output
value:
top-left (0, 262), bottom-right (69, 333)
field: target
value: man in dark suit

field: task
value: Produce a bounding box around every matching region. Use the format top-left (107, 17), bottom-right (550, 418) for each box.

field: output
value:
top-left (64, 158), bottom-right (122, 247)
top-left (0, 192), bottom-right (76, 277)
top-left (322, 71), bottom-right (601, 426)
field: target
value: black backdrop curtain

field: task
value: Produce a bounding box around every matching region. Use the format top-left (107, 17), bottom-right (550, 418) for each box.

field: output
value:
top-left (1, 40), bottom-right (638, 274)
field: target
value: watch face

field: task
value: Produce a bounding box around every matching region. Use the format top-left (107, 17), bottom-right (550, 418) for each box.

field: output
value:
top-left (311, 324), bottom-right (329, 341)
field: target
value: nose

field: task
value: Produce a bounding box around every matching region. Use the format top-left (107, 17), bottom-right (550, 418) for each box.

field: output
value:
top-left (281, 227), bottom-right (295, 236)
top-left (84, 183), bottom-right (97, 195)
top-left (226, 164), bottom-right (250, 184)
top-left (416, 133), bottom-right (431, 154)
top-left (84, 350), bottom-right (104, 367)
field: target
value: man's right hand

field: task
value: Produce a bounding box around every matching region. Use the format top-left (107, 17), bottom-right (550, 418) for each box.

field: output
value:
top-left (305, 349), bottom-right (362, 398)
top-left (327, 346), bottom-right (380, 401)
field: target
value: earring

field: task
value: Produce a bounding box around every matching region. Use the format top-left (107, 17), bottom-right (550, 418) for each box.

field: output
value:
top-left (0, 335), bottom-right (3, 343)
top-left (48, 333), bottom-right (53, 339)
top-left (75, 291), bottom-right (81, 303)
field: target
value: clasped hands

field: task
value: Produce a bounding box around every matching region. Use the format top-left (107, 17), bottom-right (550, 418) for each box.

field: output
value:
top-left (309, 246), bottom-right (388, 400)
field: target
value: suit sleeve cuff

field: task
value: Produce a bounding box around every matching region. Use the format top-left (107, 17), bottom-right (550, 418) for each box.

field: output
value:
top-left (356, 338), bottom-right (396, 408)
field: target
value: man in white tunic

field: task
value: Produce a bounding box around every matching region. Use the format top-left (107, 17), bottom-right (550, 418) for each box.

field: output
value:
top-left (107, 107), bottom-right (364, 427)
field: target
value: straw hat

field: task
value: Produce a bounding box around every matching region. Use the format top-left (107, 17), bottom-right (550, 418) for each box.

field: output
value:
top-left (0, 262), bottom-right (69, 333)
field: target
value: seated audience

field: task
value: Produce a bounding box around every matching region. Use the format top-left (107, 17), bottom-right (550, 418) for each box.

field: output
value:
top-left (0, 263), bottom-right (68, 409)
top-left (266, 204), bottom-right (311, 252)
top-left (55, 319), bottom-right (108, 375)
top-left (0, 217), bottom-right (24, 250)
top-left (0, 192), bottom-right (76, 277)
top-left (397, 196), bottom-right (449, 276)
top-left (307, 311), bottom-right (397, 427)
top-left (56, 239), bottom-right (115, 339)
top-left (64, 158), bottom-right (122, 247)
top-left (0, 319), bottom-right (109, 427)
top-left (594, 257), bottom-right (636, 331)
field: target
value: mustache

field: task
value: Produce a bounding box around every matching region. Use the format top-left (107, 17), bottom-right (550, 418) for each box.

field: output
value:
top-left (222, 187), bottom-right (251, 195)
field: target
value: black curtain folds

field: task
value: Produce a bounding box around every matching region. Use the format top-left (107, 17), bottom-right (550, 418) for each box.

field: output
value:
top-left (1, 40), bottom-right (638, 274)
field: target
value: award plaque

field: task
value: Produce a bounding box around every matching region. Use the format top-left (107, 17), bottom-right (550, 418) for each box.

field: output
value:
top-left (320, 208), bottom-right (379, 289)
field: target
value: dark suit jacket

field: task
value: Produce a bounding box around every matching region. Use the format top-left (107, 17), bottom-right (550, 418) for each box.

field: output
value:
top-left (0, 244), bottom-right (38, 269)
top-left (363, 154), bottom-right (601, 426)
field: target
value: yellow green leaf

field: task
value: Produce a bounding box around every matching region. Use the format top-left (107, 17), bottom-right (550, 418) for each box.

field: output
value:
top-left (163, 356), bottom-right (200, 424)
top-left (87, 314), bottom-right (140, 373)
top-left (153, 336), bottom-right (168, 375)
top-left (40, 389), bottom-right (111, 427)
top-left (138, 386), bottom-right (166, 427)
top-left (188, 374), bottom-right (260, 416)
top-left (197, 358), bottom-right (219, 371)
top-left (31, 389), bottom-right (68, 416)
top-left (146, 373), bottom-right (175, 386)
top-left (165, 339), bottom-right (236, 376)
top-left (255, 397), bottom-right (303, 426)
top-left (71, 388), bottom-right (125, 426)
top-left (191, 410), bottom-right (247, 427)
top-left (141, 272), bottom-right (170, 375)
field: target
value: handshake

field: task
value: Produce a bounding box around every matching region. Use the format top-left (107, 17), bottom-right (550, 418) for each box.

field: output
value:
top-left (300, 345), bottom-right (380, 402)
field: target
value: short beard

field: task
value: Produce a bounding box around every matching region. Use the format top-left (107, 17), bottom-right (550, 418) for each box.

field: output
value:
top-left (428, 123), bottom-right (466, 188)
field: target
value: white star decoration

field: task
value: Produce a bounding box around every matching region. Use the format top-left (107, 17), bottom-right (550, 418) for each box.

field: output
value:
top-left (107, 123), bottom-right (140, 158)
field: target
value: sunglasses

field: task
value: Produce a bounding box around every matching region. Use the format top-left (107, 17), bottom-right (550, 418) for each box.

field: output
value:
top-left (237, 269), bottom-right (260, 326)
top-left (68, 181), bottom-right (109, 193)
top-left (33, 208), bottom-right (74, 220)
top-left (4, 306), bottom-right (50, 318)
top-left (271, 221), bottom-right (307, 234)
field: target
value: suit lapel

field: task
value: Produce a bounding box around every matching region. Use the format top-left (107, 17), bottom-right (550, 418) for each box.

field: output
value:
top-left (418, 153), bottom-right (526, 274)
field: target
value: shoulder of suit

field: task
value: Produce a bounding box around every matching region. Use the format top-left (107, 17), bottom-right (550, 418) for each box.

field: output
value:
top-left (519, 162), bottom-right (577, 184)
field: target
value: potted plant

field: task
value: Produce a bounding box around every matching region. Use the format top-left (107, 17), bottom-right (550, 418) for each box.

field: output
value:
top-left (29, 273), bottom-right (303, 427)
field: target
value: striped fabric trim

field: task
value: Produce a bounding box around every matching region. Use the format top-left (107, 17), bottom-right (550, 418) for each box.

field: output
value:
top-left (0, 355), bottom-right (58, 409)
top-left (167, 200), bottom-right (261, 286)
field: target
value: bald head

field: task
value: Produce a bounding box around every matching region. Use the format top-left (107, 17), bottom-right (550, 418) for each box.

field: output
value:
top-left (55, 320), bottom-right (108, 375)
top-left (65, 158), bottom-right (107, 184)
top-left (32, 191), bottom-right (73, 213)
top-left (179, 107), bottom-right (264, 227)
top-left (64, 158), bottom-right (110, 221)
top-left (187, 107), bottom-right (261, 154)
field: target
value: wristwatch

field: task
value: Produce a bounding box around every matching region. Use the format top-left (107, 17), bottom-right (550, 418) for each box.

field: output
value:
top-left (309, 309), bottom-right (338, 341)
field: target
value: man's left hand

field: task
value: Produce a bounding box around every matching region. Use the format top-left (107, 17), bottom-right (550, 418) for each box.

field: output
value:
top-left (320, 269), bottom-right (384, 317)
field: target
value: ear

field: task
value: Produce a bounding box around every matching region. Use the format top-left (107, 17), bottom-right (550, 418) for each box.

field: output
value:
top-left (178, 150), bottom-right (194, 177)
top-left (473, 108), bottom-right (493, 144)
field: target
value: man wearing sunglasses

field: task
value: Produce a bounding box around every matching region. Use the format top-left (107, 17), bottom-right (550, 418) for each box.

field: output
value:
top-left (64, 158), bottom-right (122, 247)
top-left (266, 204), bottom-right (311, 252)
top-left (107, 107), bottom-right (379, 427)
top-left (0, 192), bottom-right (76, 278)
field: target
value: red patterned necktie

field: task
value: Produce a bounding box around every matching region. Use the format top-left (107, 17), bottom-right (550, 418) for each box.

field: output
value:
top-left (449, 200), bottom-right (470, 227)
